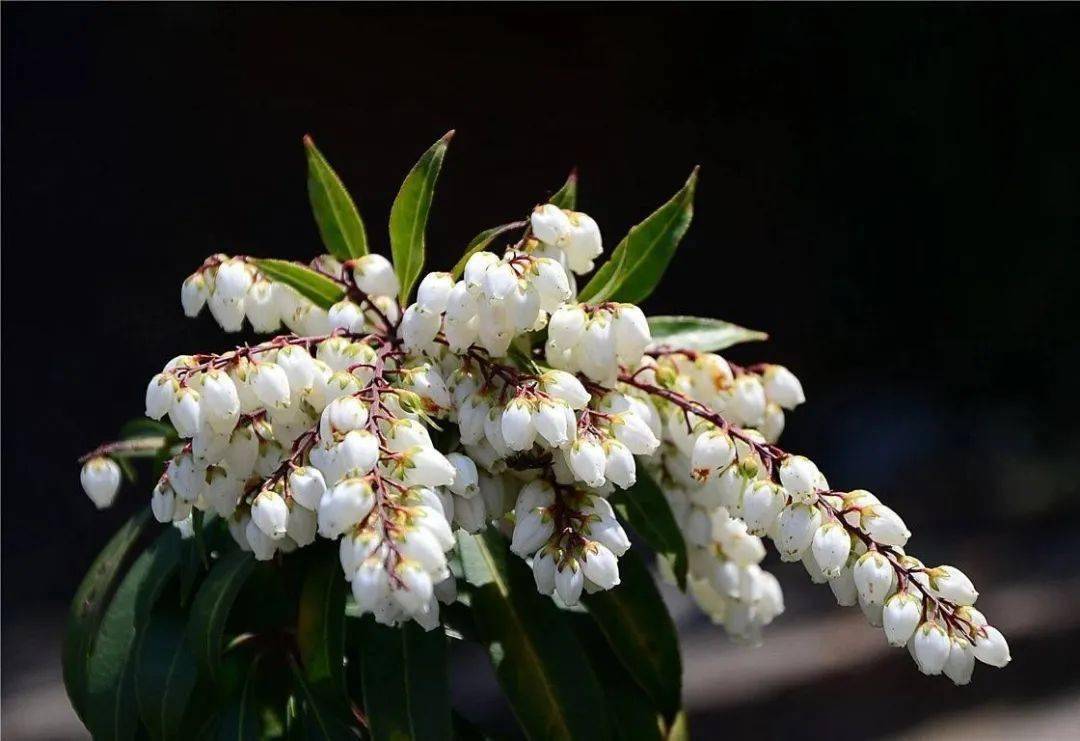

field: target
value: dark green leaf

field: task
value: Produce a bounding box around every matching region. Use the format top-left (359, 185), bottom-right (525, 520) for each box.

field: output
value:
top-left (548, 170), bottom-right (578, 210)
top-left (305, 135), bottom-right (369, 260)
top-left (216, 654), bottom-right (263, 741)
top-left (186, 549), bottom-right (256, 685)
top-left (289, 657), bottom-right (362, 740)
top-left (297, 542), bottom-right (347, 697)
top-left (62, 509), bottom-right (152, 723)
top-left (450, 221), bottom-right (526, 279)
top-left (359, 618), bottom-right (451, 741)
top-left (609, 470), bottom-right (688, 590)
top-left (456, 530), bottom-right (609, 741)
top-left (647, 315), bottom-right (768, 352)
top-left (85, 527), bottom-right (186, 740)
top-left (254, 258), bottom-right (347, 310)
top-left (570, 616), bottom-right (664, 741)
top-left (136, 609), bottom-right (201, 740)
top-left (578, 168), bottom-right (698, 305)
top-left (573, 233), bottom-right (628, 303)
top-left (389, 131), bottom-right (453, 303)
top-left (582, 548), bottom-right (682, 721)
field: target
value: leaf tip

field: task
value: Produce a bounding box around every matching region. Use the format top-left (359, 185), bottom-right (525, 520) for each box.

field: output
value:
top-left (441, 129), bottom-right (456, 143)
top-left (302, 133), bottom-right (316, 148)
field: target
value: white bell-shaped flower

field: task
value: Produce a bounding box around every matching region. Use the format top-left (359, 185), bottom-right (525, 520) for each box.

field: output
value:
top-left (762, 365), bottom-right (806, 409)
top-left (251, 489), bottom-right (290, 540)
top-left (181, 273), bottom-right (209, 317)
top-left (80, 456), bottom-right (122, 509)
top-left (971, 625), bottom-right (1010, 667)
top-left (882, 592), bottom-right (922, 647)
top-left (853, 551), bottom-right (895, 605)
top-left (912, 621), bottom-right (951, 675)
top-left (811, 522), bottom-right (851, 578)
top-left (317, 478), bottom-right (375, 539)
top-left (352, 254), bottom-right (399, 297)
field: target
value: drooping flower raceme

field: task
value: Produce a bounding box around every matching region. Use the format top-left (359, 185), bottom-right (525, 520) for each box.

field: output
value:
top-left (79, 191), bottom-right (1007, 684)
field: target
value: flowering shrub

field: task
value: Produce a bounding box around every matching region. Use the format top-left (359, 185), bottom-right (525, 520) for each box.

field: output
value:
top-left (67, 133), bottom-right (1009, 739)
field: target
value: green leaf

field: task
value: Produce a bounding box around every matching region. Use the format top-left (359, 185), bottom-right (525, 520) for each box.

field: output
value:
top-left (582, 548), bottom-right (682, 721)
top-left (574, 233), bottom-right (629, 303)
top-left (254, 258), bottom-right (346, 310)
top-left (647, 315), bottom-right (768, 352)
top-left (85, 527), bottom-right (186, 740)
top-left (119, 418), bottom-right (176, 441)
top-left (578, 168), bottom-right (698, 305)
top-left (389, 131), bottom-right (453, 303)
top-left (548, 170), bottom-right (578, 210)
top-left (305, 135), bottom-right (369, 260)
top-left (62, 509), bottom-right (152, 723)
top-left (216, 654), bottom-right (263, 741)
top-left (609, 470), bottom-right (688, 590)
top-left (450, 221), bottom-right (526, 279)
top-left (358, 618), bottom-right (451, 741)
top-left (667, 711), bottom-right (690, 741)
top-left (456, 530), bottom-right (609, 741)
top-left (297, 543), bottom-right (347, 697)
top-left (136, 609), bottom-right (201, 740)
top-left (186, 549), bottom-right (256, 685)
top-left (570, 616), bottom-right (664, 741)
top-left (289, 657), bottom-right (362, 740)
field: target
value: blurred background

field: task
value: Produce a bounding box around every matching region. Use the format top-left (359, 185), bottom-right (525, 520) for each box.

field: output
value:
top-left (3, 4), bottom-right (1079, 739)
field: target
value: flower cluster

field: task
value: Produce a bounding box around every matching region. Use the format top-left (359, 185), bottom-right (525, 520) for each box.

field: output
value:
top-left (620, 350), bottom-right (1010, 681)
top-left (79, 190), bottom-right (1008, 682)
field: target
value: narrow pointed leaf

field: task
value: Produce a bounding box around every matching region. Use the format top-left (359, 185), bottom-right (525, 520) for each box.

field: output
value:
top-left (548, 170), bottom-right (578, 210)
top-left (253, 258), bottom-right (346, 310)
top-left (216, 655), bottom-right (263, 740)
top-left (136, 610), bottom-right (201, 740)
top-left (186, 549), bottom-right (256, 685)
top-left (297, 542), bottom-right (346, 697)
top-left (305, 136), bottom-right (369, 260)
top-left (62, 509), bottom-right (152, 723)
top-left (582, 548), bottom-right (682, 721)
top-left (579, 169), bottom-right (698, 304)
top-left (456, 530), bottom-right (609, 740)
top-left (358, 618), bottom-right (451, 741)
top-left (647, 315), bottom-right (768, 352)
top-left (389, 131), bottom-right (453, 303)
top-left (450, 221), bottom-right (526, 279)
top-left (609, 470), bottom-right (688, 590)
top-left (85, 527), bottom-right (186, 740)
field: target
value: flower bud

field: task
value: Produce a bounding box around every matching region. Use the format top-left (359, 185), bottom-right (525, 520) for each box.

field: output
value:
top-left (555, 559), bottom-right (584, 605)
top-left (416, 272), bottom-right (454, 314)
top-left (446, 453), bottom-right (479, 498)
top-left (926, 565), bottom-right (979, 606)
top-left (972, 625), bottom-right (1010, 667)
top-left (80, 456), bottom-right (122, 509)
top-left (853, 551), bottom-right (896, 605)
top-left (352, 254), bottom-right (399, 297)
top-left (181, 273), bottom-right (209, 317)
top-left (776, 504), bottom-right (822, 562)
top-left (912, 621), bottom-right (951, 675)
top-left (317, 478), bottom-right (375, 539)
top-left (251, 362), bottom-right (291, 409)
top-left (146, 372), bottom-right (178, 420)
top-left (531, 204), bottom-right (572, 246)
top-left (882, 592), bottom-right (922, 646)
top-left (811, 522), bottom-right (851, 578)
top-left (762, 365), bottom-right (806, 409)
top-left (603, 439), bottom-right (637, 489)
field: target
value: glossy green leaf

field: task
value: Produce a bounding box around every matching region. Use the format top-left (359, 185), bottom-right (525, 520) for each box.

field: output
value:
top-left (570, 616), bottom-right (664, 741)
top-left (548, 170), bottom-right (578, 210)
top-left (253, 258), bottom-right (346, 310)
top-left (136, 609), bottom-right (201, 740)
top-left (358, 618), bottom-right (451, 741)
top-left (647, 315), bottom-right (768, 352)
top-left (215, 654), bottom-right (263, 741)
top-left (186, 549), bottom-right (256, 685)
top-left (583, 548), bottom-right (682, 721)
top-left (297, 543), bottom-right (347, 697)
top-left (305, 136), bottom-right (369, 260)
top-left (85, 527), bottom-right (186, 740)
top-left (578, 169), bottom-right (698, 304)
top-left (450, 221), bottom-right (526, 279)
top-left (609, 470), bottom-right (688, 590)
top-left (574, 233), bottom-right (629, 303)
top-left (119, 418), bottom-right (176, 441)
top-left (456, 530), bottom-right (609, 741)
top-left (289, 657), bottom-right (362, 740)
top-left (389, 131), bottom-right (453, 303)
top-left (62, 509), bottom-right (152, 723)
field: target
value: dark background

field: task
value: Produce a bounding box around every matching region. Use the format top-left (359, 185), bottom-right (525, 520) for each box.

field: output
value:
top-left (4, 5), bottom-right (1080, 738)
